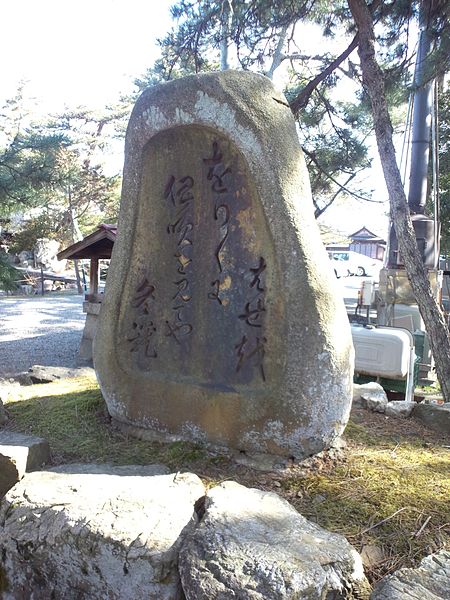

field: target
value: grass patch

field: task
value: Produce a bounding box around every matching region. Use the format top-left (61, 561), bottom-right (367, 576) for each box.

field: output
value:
top-left (3, 376), bottom-right (449, 584)
top-left (284, 425), bottom-right (450, 582)
top-left (4, 376), bottom-right (218, 470)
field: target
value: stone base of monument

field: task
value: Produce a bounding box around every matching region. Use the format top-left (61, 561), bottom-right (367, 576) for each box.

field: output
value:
top-left (113, 418), bottom-right (344, 471)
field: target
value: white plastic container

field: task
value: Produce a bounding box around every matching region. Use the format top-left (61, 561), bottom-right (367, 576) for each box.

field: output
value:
top-left (351, 324), bottom-right (412, 379)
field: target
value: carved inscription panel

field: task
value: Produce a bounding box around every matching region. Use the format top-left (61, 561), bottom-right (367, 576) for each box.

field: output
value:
top-left (118, 126), bottom-right (282, 387)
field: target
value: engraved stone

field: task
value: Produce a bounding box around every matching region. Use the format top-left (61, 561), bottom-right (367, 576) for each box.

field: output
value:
top-left (94, 71), bottom-right (353, 458)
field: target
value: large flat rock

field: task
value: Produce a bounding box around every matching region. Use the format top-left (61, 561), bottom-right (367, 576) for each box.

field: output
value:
top-left (94, 70), bottom-right (353, 459)
top-left (371, 550), bottom-right (450, 599)
top-left (0, 464), bottom-right (204, 599)
top-left (179, 481), bottom-right (370, 599)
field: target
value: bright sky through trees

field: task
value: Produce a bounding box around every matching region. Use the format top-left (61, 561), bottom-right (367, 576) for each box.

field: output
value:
top-left (1, 0), bottom-right (172, 113)
top-left (1, 0), bottom-right (390, 236)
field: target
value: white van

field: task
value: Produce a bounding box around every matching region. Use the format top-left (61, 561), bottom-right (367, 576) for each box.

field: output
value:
top-left (328, 250), bottom-right (383, 279)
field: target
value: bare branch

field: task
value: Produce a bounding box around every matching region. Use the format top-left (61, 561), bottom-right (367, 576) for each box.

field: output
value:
top-left (302, 147), bottom-right (379, 204)
top-left (290, 34), bottom-right (359, 115)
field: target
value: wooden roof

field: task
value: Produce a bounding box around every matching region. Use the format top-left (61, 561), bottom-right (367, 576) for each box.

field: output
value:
top-left (349, 226), bottom-right (385, 243)
top-left (57, 224), bottom-right (117, 260)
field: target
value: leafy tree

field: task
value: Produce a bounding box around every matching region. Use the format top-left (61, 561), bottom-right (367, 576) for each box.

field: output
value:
top-left (0, 252), bottom-right (19, 292)
top-left (135, 1), bottom-right (424, 217)
top-left (348, 0), bottom-right (450, 402)
top-left (1, 97), bottom-right (122, 253)
top-left (0, 87), bottom-right (65, 216)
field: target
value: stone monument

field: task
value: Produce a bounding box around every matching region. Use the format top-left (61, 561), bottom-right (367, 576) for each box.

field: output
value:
top-left (94, 71), bottom-right (353, 459)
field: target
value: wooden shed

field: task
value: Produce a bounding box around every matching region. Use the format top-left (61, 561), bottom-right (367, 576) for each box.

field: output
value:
top-left (349, 226), bottom-right (386, 261)
top-left (57, 224), bottom-right (117, 362)
top-left (57, 223), bottom-right (117, 302)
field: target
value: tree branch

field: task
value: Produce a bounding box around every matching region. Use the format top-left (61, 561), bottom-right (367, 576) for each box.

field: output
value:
top-left (289, 34), bottom-right (359, 115)
top-left (302, 147), bottom-right (378, 204)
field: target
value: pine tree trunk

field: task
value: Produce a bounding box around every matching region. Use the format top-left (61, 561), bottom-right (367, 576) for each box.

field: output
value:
top-left (220, 0), bottom-right (232, 70)
top-left (348, 0), bottom-right (450, 402)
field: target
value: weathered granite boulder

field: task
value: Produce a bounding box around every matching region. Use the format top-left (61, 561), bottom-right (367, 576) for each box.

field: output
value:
top-left (371, 550), bottom-right (450, 599)
top-left (413, 402), bottom-right (450, 435)
top-left (34, 238), bottom-right (66, 272)
top-left (0, 431), bottom-right (50, 497)
top-left (179, 481), bottom-right (370, 599)
top-left (385, 400), bottom-right (416, 418)
top-left (0, 430), bottom-right (50, 472)
top-left (28, 364), bottom-right (95, 384)
top-left (354, 382), bottom-right (388, 413)
top-left (0, 464), bottom-right (204, 599)
top-left (94, 70), bottom-right (353, 460)
top-left (0, 453), bottom-right (18, 498)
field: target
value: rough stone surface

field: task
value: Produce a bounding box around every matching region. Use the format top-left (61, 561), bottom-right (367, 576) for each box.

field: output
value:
top-left (34, 237), bottom-right (66, 272)
top-left (94, 70), bottom-right (353, 459)
top-left (385, 400), bottom-right (416, 418)
top-left (27, 364), bottom-right (95, 383)
top-left (179, 481), bottom-right (370, 599)
top-left (0, 453), bottom-right (18, 498)
top-left (371, 550), bottom-right (450, 599)
top-left (413, 402), bottom-right (450, 435)
top-left (0, 464), bottom-right (204, 600)
top-left (355, 382), bottom-right (388, 413)
top-left (0, 397), bottom-right (8, 425)
top-left (0, 430), bottom-right (50, 476)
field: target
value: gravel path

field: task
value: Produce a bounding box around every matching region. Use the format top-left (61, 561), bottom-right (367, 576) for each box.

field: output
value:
top-left (0, 293), bottom-right (86, 377)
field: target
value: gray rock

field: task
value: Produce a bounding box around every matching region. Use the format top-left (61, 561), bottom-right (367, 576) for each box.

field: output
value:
top-left (0, 398), bottom-right (7, 426)
top-left (179, 481), bottom-right (370, 599)
top-left (371, 549), bottom-right (450, 599)
top-left (0, 430), bottom-right (50, 476)
top-left (0, 465), bottom-right (204, 599)
top-left (34, 238), bottom-right (66, 272)
top-left (28, 364), bottom-right (95, 383)
top-left (356, 382), bottom-right (388, 413)
top-left (0, 453), bottom-right (18, 497)
top-left (413, 403), bottom-right (450, 435)
top-left (14, 372), bottom-right (33, 385)
top-left (94, 70), bottom-right (354, 460)
top-left (385, 400), bottom-right (416, 418)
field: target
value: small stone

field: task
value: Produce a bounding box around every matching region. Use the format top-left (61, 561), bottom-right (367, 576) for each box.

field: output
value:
top-left (0, 431), bottom-right (50, 478)
top-left (273, 480), bottom-right (281, 487)
top-left (0, 453), bottom-right (19, 497)
top-left (361, 544), bottom-right (385, 568)
top-left (312, 494), bottom-right (326, 504)
top-left (385, 401), bottom-right (416, 418)
top-left (413, 403), bottom-right (450, 435)
top-left (358, 381), bottom-right (388, 413)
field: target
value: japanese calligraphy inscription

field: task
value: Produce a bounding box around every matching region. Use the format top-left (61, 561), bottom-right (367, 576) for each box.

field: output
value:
top-left (94, 72), bottom-right (354, 460)
top-left (120, 127), bottom-right (279, 383)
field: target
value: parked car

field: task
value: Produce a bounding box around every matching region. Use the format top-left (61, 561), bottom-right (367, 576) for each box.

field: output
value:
top-left (328, 250), bottom-right (383, 278)
top-left (329, 253), bottom-right (351, 278)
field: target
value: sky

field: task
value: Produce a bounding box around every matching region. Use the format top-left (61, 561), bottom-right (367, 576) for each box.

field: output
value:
top-left (1, 0), bottom-right (173, 112)
top-left (1, 0), bottom-right (390, 238)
